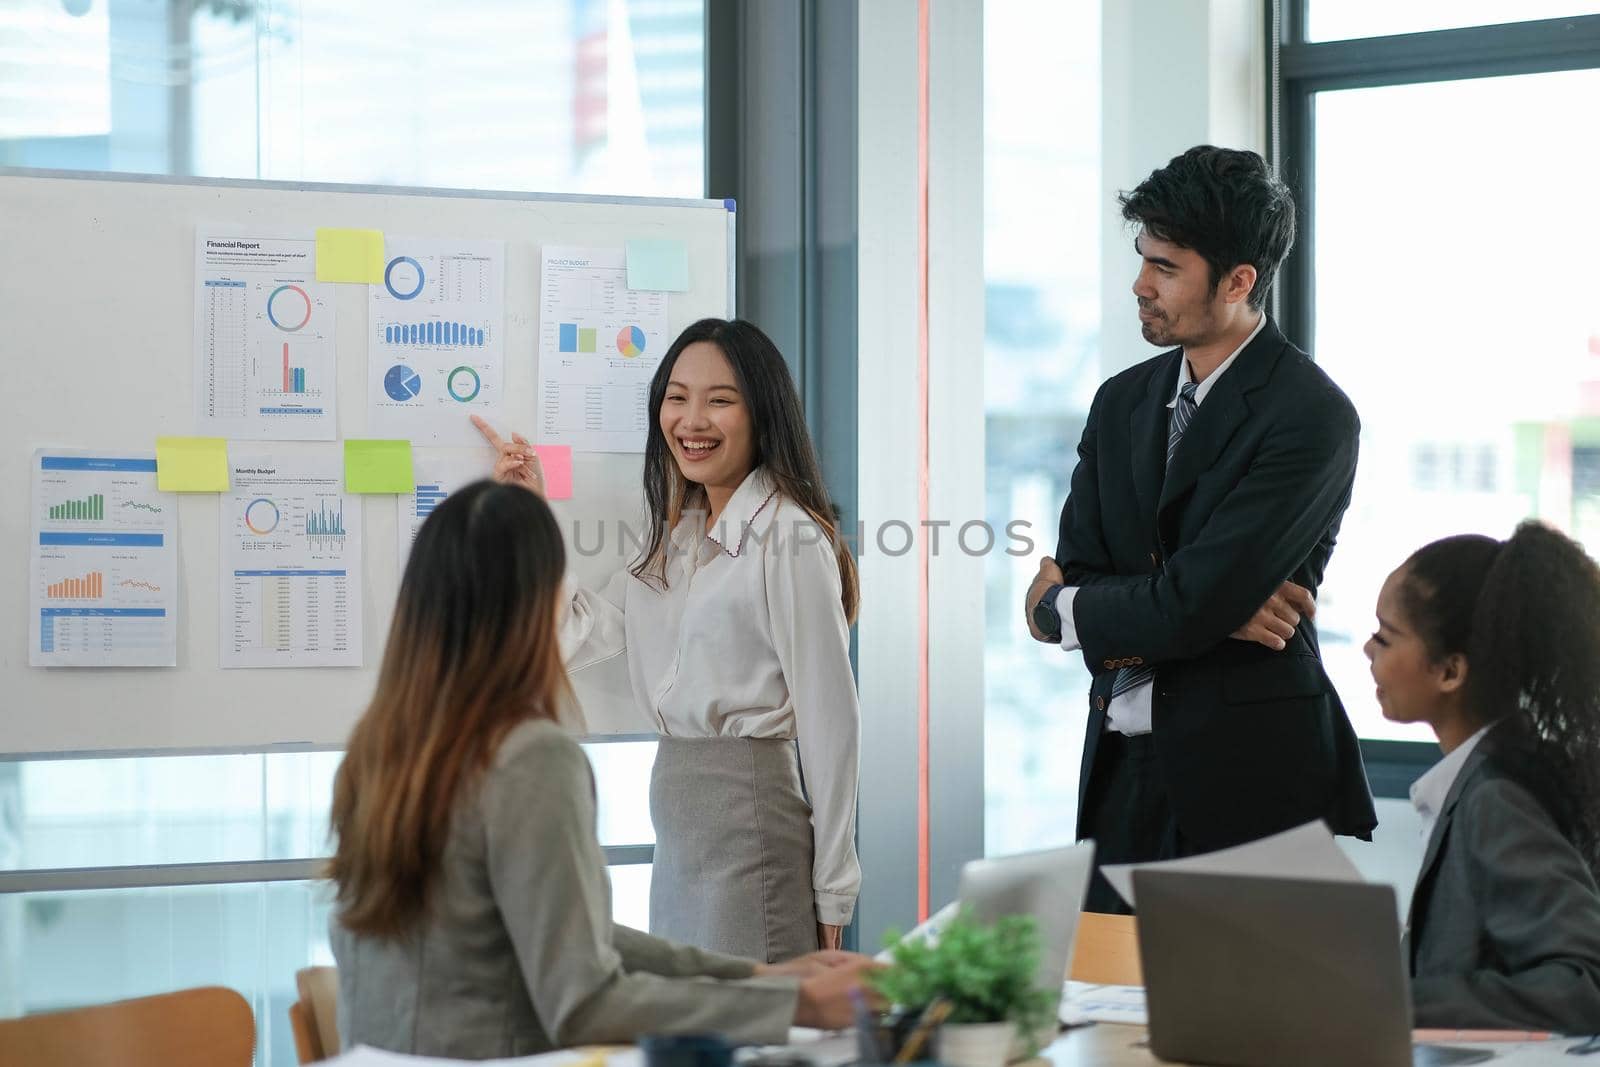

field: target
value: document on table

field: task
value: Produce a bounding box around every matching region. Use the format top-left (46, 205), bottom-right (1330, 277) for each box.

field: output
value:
top-left (29, 449), bottom-right (178, 667)
top-left (1060, 980), bottom-right (1148, 1026)
top-left (1101, 820), bottom-right (1364, 909)
top-left (538, 246), bottom-right (671, 452)
top-left (368, 237), bottom-right (506, 445)
top-left (194, 230), bottom-right (339, 440)
top-left (396, 456), bottom-right (488, 577)
top-left (322, 1044), bottom-right (643, 1066)
top-left (220, 451), bottom-right (363, 668)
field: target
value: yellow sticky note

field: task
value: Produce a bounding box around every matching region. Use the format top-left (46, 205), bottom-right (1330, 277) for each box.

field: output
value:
top-left (345, 439), bottom-right (414, 493)
top-left (315, 227), bottom-right (385, 283)
top-left (156, 436), bottom-right (230, 492)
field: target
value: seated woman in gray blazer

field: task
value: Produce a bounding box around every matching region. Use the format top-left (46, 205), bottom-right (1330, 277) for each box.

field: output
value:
top-left (327, 481), bottom-right (872, 1060)
top-left (1364, 521), bottom-right (1600, 1032)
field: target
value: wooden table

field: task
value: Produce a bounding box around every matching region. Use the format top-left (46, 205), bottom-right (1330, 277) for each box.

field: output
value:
top-left (1035, 1023), bottom-right (1165, 1067)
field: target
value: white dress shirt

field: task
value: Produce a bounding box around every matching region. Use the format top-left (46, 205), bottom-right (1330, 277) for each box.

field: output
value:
top-left (1409, 723), bottom-right (1493, 844)
top-left (558, 466), bottom-right (862, 926)
top-left (1057, 312), bottom-right (1267, 735)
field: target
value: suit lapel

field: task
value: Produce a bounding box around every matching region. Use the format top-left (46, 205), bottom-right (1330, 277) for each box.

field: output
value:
top-left (1156, 318), bottom-right (1287, 518)
top-left (1130, 351), bottom-right (1178, 524)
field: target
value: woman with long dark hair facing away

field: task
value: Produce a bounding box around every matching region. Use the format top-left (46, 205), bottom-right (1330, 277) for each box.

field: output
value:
top-left (328, 481), bottom-right (869, 1059)
top-left (472, 317), bottom-right (861, 961)
top-left (1365, 521), bottom-right (1600, 1030)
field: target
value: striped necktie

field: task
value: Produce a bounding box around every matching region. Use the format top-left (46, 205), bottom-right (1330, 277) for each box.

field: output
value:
top-left (1110, 379), bottom-right (1200, 700)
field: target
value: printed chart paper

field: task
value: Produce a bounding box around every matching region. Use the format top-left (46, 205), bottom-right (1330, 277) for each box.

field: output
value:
top-left (368, 238), bottom-right (505, 445)
top-left (538, 246), bottom-right (670, 452)
top-left (396, 457), bottom-right (487, 578)
top-left (194, 231), bottom-right (338, 440)
top-left (29, 449), bottom-right (178, 667)
top-left (221, 452), bottom-right (363, 668)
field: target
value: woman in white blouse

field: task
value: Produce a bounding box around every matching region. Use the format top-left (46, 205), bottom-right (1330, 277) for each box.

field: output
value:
top-left (472, 318), bottom-right (861, 961)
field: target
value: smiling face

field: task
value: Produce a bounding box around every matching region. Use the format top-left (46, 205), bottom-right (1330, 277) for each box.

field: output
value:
top-left (658, 340), bottom-right (757, 493)
top-left (1131, 231), bottom-right (1254, 348)
top-left (1363, 566), bottom-right (1468, 730)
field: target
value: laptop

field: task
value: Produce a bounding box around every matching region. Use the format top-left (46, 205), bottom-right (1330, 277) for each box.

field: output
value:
top-left (1133, 869), bottom-right (1491, 1067)
top-left (879, 841), bottom-right (1097, 1004)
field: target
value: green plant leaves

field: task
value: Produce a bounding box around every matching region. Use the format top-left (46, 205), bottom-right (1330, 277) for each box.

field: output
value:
top-left (870, 908), bottom-right (1057, 1034)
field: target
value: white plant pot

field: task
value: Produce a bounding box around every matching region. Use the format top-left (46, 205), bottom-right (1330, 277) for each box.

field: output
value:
top-left (935, 1021), bottom-right (1018, 1067)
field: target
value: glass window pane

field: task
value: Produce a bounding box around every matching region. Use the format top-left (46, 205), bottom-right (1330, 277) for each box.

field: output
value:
top-left (1311, 68), bottom-right (1600, 741)
top-left (3, 880), bottom-right (333, 1067)
top-left (4, 871), bottom-right (648, 1065)
top-left (4, 740), bottom-right (654, 873)
top-left (4, 752), bottom-right (341, 871)
top-left (1307, 1), bottom-right (1600, 42)
top-left (584, 741), bottom-right (657, 847)
top-left (0, 0), bottom-right (705, 198)
top-left (982, 0), bottom-right (1101, 857)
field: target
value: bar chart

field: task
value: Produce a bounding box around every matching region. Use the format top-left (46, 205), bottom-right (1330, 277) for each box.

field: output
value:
top-left (50, 494), bottom-right (103, 520)
top-left (381, 321), bottom-right (486, 347)
top-left (305, 498), bottom-right (346, 550)
top-left (558, 323), bottom-right (599, 353)
top-left (47, 571), bottom-right (103, 599)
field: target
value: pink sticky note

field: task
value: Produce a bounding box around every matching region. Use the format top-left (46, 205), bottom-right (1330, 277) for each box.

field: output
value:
top-left (534, 445), bottom-right (573, 500)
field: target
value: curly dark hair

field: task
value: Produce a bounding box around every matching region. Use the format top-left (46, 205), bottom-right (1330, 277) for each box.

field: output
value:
top-left (1400, 521), bottom-right (1600, 877)
top-left (1118, 145), bottom-right (1296, 311)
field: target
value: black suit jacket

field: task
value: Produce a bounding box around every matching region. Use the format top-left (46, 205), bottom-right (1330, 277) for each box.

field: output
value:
top-left (1055, 317), bottom-right (1376, 852)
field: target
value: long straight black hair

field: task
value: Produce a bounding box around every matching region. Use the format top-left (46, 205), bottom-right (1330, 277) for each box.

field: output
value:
top-left (1400, 521), bottom-right (1600, 878)
top-left (632, 318), bottom-right (858, 623)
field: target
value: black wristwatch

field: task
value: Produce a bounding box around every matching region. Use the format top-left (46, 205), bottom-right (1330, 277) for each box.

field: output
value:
top-left (1032, 583), bottom-right (1065, 643)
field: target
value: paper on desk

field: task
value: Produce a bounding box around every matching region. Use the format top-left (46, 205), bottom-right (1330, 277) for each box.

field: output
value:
top-left (1060, 980), bottom-right (1147, 1027)
top-left (873, 900), bottom-right (960, 962)
top-left (1102, 820), bottom-right (1363, 910)
top-left (325, 1045), bottom-right (642, 1067)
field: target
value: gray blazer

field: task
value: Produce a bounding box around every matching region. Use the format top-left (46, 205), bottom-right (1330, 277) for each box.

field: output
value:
top-left (331, 719), bottom-right (800, 1059)
top-left (1405, 745), bottom-right (1600, 1031)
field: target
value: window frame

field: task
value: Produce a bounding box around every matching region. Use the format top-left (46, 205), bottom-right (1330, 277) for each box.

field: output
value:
top-left (1269, 2), bottom-right (1600, 796)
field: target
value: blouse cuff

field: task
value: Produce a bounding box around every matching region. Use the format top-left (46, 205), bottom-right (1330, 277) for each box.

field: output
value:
top-left (815, 890), bottom-right (856, 927)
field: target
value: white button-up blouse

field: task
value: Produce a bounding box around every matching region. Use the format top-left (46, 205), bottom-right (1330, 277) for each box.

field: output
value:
top-left (558, 466), bottom-right (863, 927)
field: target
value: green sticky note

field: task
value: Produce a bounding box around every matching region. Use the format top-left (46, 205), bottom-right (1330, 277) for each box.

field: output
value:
top-left (315, 227), bottom-right (385, 283)
top-left (625, 238), bottom-right (690, 292)
top-left (156, 436), bottom-right (230, 492)
top-left (345, 439), bottom-right (414, 493)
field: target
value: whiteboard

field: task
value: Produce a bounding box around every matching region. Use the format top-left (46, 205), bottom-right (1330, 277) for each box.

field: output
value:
top-left (0, 170), bottom-right (734, 756)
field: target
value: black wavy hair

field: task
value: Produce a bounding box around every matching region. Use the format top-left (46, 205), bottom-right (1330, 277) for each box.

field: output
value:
top-left (1119, 145), bottom-right (1296, 311)
top-left (1399, 522), bottom-right (1600, 878)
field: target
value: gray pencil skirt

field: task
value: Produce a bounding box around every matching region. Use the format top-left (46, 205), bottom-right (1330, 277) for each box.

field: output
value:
top-left (648, 736), bottom-right (820, 963)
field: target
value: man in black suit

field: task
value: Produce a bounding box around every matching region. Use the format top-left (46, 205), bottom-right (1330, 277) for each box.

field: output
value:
top-left (1025, 146), bottom-right (1376, 912)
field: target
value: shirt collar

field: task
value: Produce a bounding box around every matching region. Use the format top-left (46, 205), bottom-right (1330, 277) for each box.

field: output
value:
top-left (1168, 312), bottom-right (1267, 409)
top-left (674, 466), bottom-right (781, 558)
top-left (1410, 723), bottom-right (1493, 824)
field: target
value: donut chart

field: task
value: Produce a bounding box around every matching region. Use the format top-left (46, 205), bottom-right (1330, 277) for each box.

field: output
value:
top-left (383, 364), bottom-right (423, 402)
top-left (266, 285), bottom-right (312, 331)
top-left (616, 325), bottom-right (646, 358)
top-left (384, 256), bottom-right (425, 301)
top-left (447, 366), bottom-right (481, 402)
top-left (245, 498), bottom-right (280, 535)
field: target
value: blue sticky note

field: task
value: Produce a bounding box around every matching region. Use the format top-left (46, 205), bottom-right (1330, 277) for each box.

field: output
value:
top-left (626, 238), bottom-right (690, 292)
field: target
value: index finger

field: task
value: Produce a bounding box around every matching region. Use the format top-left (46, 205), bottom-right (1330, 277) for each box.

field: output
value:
top-left (470, 414), bottom-right (507, 450)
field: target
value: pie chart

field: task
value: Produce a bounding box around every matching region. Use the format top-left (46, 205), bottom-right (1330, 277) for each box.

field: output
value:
top-left (384, 364), bottom-right (423, 402)
top-left (616, 325), bottom-right (647, 358)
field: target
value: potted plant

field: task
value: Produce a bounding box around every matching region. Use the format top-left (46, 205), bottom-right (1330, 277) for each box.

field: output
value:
top-left (871, 909), bottom-right (1058, 1067)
